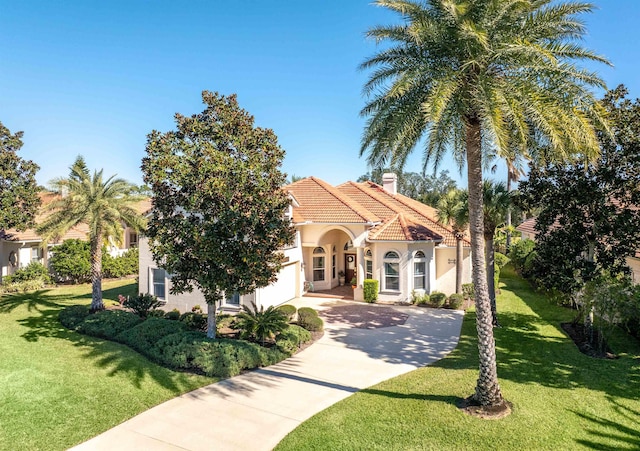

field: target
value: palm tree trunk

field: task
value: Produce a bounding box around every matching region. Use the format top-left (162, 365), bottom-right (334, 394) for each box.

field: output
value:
top-left (90, 233), bottom-right (104, 312)
top-left (465, 117), bottom-right (504, 407)
top-left (485, 232), bottom-right (499, 326)
top-left (505, 171), bottom-right (512, 252)
top-left (455, 235), bottom-right (463, 294)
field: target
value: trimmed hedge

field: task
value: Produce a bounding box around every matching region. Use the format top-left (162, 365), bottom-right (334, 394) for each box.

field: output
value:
top-left (297, 307), bottom-right (324, 331)
top-left (430, 292), bottom-right (447, 308)
top-left (363, 279), bottom-right (379, 303)
top-left (462, 283), bottom-right (475, 300)
top-left (59, 305), bottom-right (90, 329)
top-left (115, 318), bottom-right (188, 352)
top-left (276, 304), bottom-right (297, 322)
top-left (448, 293), bottom-right (464, 310)
top-left (276, 325), bottom-right (312, 354)
top-left (76, 310), bottom-right (142, 340)
top-left (179, 312), bottom-right (207, 332)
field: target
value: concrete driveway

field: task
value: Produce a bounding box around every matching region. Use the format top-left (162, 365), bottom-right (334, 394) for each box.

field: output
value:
top-left (71, 299), bottom-right (463, 451)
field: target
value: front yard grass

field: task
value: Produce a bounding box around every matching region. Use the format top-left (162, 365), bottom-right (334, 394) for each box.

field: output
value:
top-left (277, 266), bottom-right (640, 450)
top-left (0, 279), bottom-right (215, 451)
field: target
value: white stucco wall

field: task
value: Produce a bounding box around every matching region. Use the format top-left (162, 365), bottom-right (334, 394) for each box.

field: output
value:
top-left (435, 247), bottom-right (472, 295)
top-left (627, 256), bottom-right (640, 285)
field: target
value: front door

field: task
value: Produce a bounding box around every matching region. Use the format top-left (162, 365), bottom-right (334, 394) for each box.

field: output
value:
top-left (345, 254), bottom-right (356, 285)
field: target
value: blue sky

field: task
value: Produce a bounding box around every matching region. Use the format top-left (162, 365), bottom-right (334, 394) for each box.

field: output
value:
top-left (2, 1), bottom-right (639, 189)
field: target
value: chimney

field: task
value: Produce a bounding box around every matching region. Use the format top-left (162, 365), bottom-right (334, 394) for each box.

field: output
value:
top-left (382, 173), bottom-right (397, 195)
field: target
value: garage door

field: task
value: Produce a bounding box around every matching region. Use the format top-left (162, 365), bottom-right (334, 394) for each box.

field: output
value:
top-left (258, 262), bottom-right (298, 309)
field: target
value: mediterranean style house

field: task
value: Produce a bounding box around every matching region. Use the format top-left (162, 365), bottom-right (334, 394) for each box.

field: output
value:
top-left (0, 193), bottom-right (148, 282)
top-left (139, 174), bottom-right (471, 312)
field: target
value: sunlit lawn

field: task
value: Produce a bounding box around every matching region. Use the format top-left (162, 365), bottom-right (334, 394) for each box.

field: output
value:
top-left (0, 279), bottom-right (215, 451)
top-left (277, 266), bottom-right (640, 450)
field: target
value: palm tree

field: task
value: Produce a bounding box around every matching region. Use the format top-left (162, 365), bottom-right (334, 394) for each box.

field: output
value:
top-left (360, 0), bottom-right (608, 410)
top-left (482, 181), bottom-right (510, 326)
top-left (37, 156), bottom-right (145, 311)
top-left (437, 188), bottom-right (468, 294)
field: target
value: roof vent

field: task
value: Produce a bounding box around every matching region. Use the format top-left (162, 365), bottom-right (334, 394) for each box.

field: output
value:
top-left (382, 173), bottom-right (397, 195)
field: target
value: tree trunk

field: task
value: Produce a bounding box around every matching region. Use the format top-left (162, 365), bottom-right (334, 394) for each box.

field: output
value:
top-left (456, 235), bottom-right (463, 294)
top-left (206, 298), bottom-right (217, 339)
top-left (465, 117), bottom-right (504, 407)
top-left (485, 232), bottom-right (499, 326)
top-left (505, 171), bottom-right (512, 252)
top-left (90, 232), bottom-right (104, 312)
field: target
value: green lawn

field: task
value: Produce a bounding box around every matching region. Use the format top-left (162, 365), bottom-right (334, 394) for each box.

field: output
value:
top-left (0, 280), bottom-right (214, 451)
top-left (277, 266), bottom-right (640, 450)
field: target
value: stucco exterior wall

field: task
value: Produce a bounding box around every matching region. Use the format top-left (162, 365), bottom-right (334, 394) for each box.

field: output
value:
top-left (435, 247), bottom-right (472, 295)
top-left (627, 256), bottom-right (640, 285)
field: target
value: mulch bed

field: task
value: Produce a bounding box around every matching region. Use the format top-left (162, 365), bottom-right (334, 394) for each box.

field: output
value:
top-left (561, 322), bottom-right (618, 359)
top-left (319, 304), bottom-right (409, 329)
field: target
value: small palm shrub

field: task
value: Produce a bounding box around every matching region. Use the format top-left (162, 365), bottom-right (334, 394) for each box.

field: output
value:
top-left (123, 293), bottom-right (163, 318)
top-left (448, 293), bottom-right (464, 310)
top-left (276, 304), bottom-right (297, 322)
top-left (430, 292), bottom-right (447, 308)
top-left (233, 302), bottom-right (289, 346)
top-left (363, 279), bottom-right (379, 303)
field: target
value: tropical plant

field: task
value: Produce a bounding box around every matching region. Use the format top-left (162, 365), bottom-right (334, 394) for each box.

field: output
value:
top-left (123, 293), bottom-right (163, 318)
top-left (142, 91), bottom-right (294, 338)
top-left (359, 0), bottom-right (608, 410)
top-left (37, 157), bottom-right (145, 311)
top-left (437, 188), bottom-right (469, 293)
top-left (233, 301), bottom-right (289, 346)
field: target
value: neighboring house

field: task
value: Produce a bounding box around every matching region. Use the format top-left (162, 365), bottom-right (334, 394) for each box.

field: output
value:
top-left (0, 193), bottom-right (149, 282)
top-left (516, 217), bottom-right (640, 285)
top-left (139, 174), bottom-right (472, 312)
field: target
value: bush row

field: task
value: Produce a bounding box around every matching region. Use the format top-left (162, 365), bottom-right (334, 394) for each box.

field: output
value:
top-left (411, 291), bottom-right (465, 309)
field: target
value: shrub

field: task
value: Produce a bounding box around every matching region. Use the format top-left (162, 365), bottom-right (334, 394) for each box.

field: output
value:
top-left (123, 293), bottom-right (163, 318)
top-left (0, 278), bottom-right (48, 293)
top-left (430, 292), bottom-right (447, 307)
top-left (233, 302), bottom-right (288, 346)
top-left (76, 310), bottom-right (142, 340)
top-left (147, 309), bottom-right (166, 318)
top-left (522, 250), bottom-right (539, 279)
top-left (102, 248), bottom-right (139, 279)
top-left (191, 305), bottom-right (203, 314)
top-left (462, 283), bottom-right (475, 300)
top-left (297, 307), bottom-right (318, 322)
top-left (448, 293), bottom-right (464, 310)
top-left (49, 239), bottom-right (91, 283)
top-left (116, 317), bottom-right (187, 352)
top-left (276, 304), bottom-right (297, 322)
top-left (59, 305), bottom-right (90, 330)
top-left (494, 252), bottom-right (510, 269)
top-left (164, 309), bottom-right (181, 321)
top-left (508, 238), bottom-right (536, 272)
top-left (4, 261), bottom-right (51, 284)
top-left (363, 279), bottom-right (379, 303)
top-left (276, 324), bottom-right (312, 354)
top-left (299, 315), bottom-right (324, 332)
top-left (179, 312), bottom-right (207, 332)
top-left (495, 263), bottom-right (501, 293)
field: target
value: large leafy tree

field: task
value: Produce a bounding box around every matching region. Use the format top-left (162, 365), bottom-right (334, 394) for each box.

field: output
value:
top-left (142, 91), bottom-right (295, 339)
top-left (37, 157), bottom-right (145, 311)
top-left (518, 86), bottom-right (640, 297)
top-left (0, 122), bottom-right (40, 231)
top-left (436, 188), bottom-right (468, 294)
top-left (360, 0), bottom-right (607, 411)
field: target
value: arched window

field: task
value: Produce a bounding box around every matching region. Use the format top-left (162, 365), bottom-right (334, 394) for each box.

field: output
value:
top-left (414, 250), bottom-right (426, 290)
top-left (344, 240), bottom-right (354, 251)
top-left (383, 251), bottom-right (400, 291)
top-left (313, 247), bottom-right (325, 281)
top-left (364, 248), bottom-right (373, 279)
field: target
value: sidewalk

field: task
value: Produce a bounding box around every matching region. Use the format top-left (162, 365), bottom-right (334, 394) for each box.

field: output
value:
top-left (71, 300), bottom-right (463, 451)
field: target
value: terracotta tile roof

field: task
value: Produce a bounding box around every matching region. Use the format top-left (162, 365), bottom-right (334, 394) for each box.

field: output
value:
top-left (516, 217), bottom-right (537, 237)
top-left (284, 177), bottom-right (378, 224)
top-left (285, 177), bottom-right (465, 246)
top-left (338, 181), bottom-right (467, 246)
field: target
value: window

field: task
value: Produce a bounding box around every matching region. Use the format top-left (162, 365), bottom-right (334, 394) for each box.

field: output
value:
top-left (384, 251), bottom-right (400, 291)
top-left (226, 292), bottom-right (240, 305)
top-left (129, 232), bottom-right (138, 247)
top-left (151, 268), bottom-right (166, 300)
top-left (364, 248), bottom-right (373, 279)
top-left (31, 247), bottom-right (41, 262)
top-left (332, 253), bottom-right (336, 279)
top-left (313, 247), bottom-right (325, 281)
top-left (414, 250), bottom-right (427, 290)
